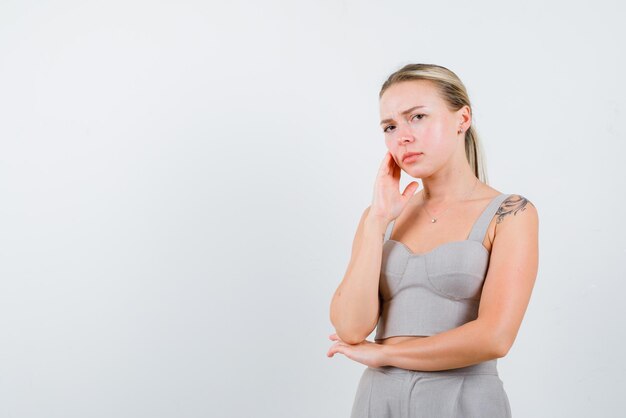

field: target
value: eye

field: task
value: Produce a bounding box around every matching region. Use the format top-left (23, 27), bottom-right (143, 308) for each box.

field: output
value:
top-left (382, 114), bottom-right (425, 133)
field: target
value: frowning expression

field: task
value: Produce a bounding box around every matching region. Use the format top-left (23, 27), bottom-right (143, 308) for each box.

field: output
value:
top-left (379, 80), bottom-right (466, 177)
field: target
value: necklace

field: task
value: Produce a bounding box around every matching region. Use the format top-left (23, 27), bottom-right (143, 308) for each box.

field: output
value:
top-left (421, 178), bottom-right (479, 223)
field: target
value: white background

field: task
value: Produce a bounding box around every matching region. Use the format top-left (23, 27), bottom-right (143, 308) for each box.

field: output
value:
top-left (1, 1), bottom-right (624, 417)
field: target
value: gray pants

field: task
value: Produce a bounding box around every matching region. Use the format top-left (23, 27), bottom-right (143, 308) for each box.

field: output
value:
top-left (350, 359), bottom-right (511, 418)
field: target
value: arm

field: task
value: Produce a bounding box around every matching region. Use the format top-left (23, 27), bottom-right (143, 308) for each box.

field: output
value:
top-left (329, 206), bottom-right (389, 345)
top-left (381, 196), bottom-right (540, 371)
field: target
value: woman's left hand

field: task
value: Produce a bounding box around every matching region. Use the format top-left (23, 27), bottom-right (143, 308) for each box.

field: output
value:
top-left (326, 333), bottom-right (388, 368)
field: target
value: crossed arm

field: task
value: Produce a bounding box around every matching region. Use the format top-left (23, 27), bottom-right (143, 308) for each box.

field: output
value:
top-left (379, 196), bottom-right (539, 371)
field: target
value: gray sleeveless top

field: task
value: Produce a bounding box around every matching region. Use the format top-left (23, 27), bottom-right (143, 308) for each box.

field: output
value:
top-left (374, 193), bottom-right (512, 341)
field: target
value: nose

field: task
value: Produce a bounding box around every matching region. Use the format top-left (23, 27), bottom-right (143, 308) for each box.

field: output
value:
top-left (395, 121), bottom-right (414, 143)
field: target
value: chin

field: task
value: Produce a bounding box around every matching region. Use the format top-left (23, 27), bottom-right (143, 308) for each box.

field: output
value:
top-left (403, 166), bottom-right (429, 179)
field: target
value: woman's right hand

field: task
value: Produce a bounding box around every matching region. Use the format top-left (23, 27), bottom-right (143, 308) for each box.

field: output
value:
top-left (369, 151), bottom-right (420, 225)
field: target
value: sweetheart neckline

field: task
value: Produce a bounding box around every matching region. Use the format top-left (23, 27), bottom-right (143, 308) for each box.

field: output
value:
top-left (384, 193), bottom-right (506, 258)
top-left (385, 239), bottom-right (490, 258)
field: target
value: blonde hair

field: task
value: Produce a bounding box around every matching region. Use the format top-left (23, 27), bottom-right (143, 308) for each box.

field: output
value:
top-left (379, 63), bottom-right (489, 184)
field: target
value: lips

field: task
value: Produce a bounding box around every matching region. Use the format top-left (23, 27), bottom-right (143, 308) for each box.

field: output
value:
top-left (402, 152), bottom-right (423, 162)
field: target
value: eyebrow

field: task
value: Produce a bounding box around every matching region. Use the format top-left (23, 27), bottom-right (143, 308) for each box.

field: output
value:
top-left (380, 105), bottom-right (426, 126)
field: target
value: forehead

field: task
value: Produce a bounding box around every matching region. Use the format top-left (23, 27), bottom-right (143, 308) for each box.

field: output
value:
top-left (379, 80), bottom-right (441, 117)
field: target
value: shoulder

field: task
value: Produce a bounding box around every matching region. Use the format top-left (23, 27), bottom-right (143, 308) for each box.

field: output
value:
top-left (494, 194), bottom-right (539, 235)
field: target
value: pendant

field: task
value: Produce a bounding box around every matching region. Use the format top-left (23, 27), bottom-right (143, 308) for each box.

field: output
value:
top-left (431, 218), bottom-right (437, 223)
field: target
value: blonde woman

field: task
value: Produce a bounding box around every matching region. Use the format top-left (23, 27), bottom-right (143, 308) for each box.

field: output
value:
top-left (328, 63), bottom-right (539, 417)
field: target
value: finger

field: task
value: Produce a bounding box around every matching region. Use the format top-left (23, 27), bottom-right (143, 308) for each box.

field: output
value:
top-left (329, 333), bottom-right (344, 342)
top-left (390, 152), bottom-right (400, 169)
top-left (389, 152), bottom-right (399, 176)
top-left (377, 152), bottom-right (392, 176)
top-left (402, 181), bottom-right (420, 199)
top-left (327, 343), bottom-right (347, 358)
top-left (392, 157), bottom-right (401, 180)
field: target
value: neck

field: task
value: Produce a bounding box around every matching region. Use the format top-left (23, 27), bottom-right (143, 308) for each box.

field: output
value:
top-left (421, 166), bottom-right (479, 203)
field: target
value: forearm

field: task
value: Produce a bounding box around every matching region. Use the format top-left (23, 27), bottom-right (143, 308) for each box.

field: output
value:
top-left (380, 319), bottom-right (505, 371)
top-left (330, 216), bottom-right (387, 344)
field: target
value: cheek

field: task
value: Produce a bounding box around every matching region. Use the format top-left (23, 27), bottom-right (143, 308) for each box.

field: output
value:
top-left (424, 124), bottom-right (454, 151)
top-left (385, 137), bottom-right (397, 153)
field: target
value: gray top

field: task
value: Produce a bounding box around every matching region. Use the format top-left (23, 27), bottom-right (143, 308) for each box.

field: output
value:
top-left (374, 193), bottom-right (512, 341)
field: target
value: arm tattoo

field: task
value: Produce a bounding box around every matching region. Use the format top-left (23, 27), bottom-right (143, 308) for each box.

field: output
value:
top-left (495, 195), bottom-right (531, 224)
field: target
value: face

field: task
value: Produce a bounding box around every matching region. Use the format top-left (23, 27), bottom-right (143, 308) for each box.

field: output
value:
top-left (379, 80), bottom-right (468, 178)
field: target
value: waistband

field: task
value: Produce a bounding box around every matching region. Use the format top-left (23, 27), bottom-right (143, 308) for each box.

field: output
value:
top-left (369, 358), bottom-right (499, 376)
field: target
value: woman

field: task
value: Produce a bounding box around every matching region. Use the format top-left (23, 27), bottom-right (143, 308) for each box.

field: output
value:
top-left (327, 63), bottom-right (539, 417)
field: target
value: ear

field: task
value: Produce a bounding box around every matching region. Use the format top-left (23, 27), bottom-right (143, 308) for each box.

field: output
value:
top-left (460, 105), bottom-right (472, 126)
top-left (457, 105), bottom-right (472, 130)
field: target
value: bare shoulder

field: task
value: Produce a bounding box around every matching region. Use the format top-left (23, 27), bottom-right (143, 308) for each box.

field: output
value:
top-left (494, 194), bottom-right (539, 237)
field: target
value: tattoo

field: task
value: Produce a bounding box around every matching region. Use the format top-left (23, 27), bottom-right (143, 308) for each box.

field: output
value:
top-left (495, 195), bottom-right (531, 224)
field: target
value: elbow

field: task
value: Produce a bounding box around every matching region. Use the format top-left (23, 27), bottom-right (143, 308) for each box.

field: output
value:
top-left (336, 330), bottom-right (367, 345)
top-left (480, 319), bottom-right (514, 358)
top-left (330, 311), bottom-right (378, 345)
top-left (333, 322), bottom-right (377, 345)
top-left (491, 333), bottom-right (513, 358)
